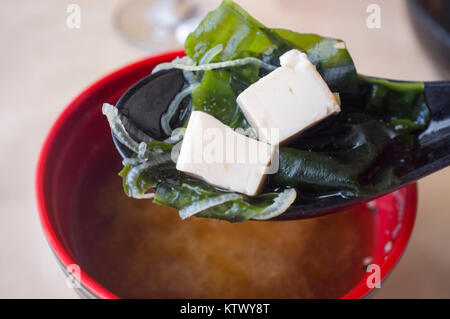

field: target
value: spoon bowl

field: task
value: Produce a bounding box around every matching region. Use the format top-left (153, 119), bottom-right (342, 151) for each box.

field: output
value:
top-left (111, 62), bottom-right (450, 221)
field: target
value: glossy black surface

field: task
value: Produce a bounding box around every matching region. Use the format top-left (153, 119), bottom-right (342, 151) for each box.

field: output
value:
top-left (279, 81), bottom-right (450, 220)
top-left (112, 71), bottom-right (450, 220)
top-left (113, 69), bottom-right (184, 159)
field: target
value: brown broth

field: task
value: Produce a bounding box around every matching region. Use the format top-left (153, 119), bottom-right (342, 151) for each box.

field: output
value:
top-left (69, 157), bottom-right (375, 298)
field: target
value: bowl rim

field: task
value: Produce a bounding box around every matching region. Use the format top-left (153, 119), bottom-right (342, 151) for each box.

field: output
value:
top-left (35, 50), bottom-right (184, 299)
top-left (35, 50), bottom-right (418, 299)
top-left (344, 184), bottom-right (417, 298)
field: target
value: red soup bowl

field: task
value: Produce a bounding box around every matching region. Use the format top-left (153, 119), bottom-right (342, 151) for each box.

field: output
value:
top-left (36, 50), bottom-right (418, 299)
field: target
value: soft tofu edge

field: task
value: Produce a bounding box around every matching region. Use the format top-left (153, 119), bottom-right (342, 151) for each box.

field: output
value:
top-left (236, 49), bottom-right (341, 145)
top-left (176, 111), bottom-right (275, 196)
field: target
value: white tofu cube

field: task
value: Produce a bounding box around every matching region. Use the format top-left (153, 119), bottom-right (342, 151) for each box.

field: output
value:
top-left (176, 111), bottom-right (275, 196)
top-left (237, 49), bottom-right (341, 145)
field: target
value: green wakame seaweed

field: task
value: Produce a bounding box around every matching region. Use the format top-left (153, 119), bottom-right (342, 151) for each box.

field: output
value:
top-left (119, 0), bottom-right (430, 221)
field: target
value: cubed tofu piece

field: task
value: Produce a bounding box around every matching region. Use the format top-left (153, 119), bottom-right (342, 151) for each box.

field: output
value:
top-left (236, 49), bottom-right (341, 145)
top-left (176, 111), bottom-right (275, 196)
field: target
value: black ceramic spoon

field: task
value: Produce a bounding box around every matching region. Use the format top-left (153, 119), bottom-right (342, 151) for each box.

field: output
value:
top-left (111, 69), bottom-right (450, 221)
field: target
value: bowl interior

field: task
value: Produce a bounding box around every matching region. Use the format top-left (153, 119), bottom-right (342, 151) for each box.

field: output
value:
top-left (36, 51), bottom-right (417, 299)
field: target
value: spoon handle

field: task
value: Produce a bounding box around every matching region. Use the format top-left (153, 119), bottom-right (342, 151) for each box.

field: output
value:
top-left (423, 81), bottom-right (450, 154)
top-left (424, 81), bottom-right (450, 114)
top-left (399, 81), bottom-right (450, 184)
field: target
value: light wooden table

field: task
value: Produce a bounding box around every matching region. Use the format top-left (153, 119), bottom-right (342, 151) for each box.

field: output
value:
top-left (0, 0), bottom-right (448, 298)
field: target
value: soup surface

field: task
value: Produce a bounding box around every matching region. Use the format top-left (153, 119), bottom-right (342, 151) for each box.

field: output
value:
top-left (70, 157), bottom-right (375, 298)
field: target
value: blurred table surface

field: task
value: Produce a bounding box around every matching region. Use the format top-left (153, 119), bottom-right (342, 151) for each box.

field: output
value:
top-left (0, 0), bottom-right (448, 298)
